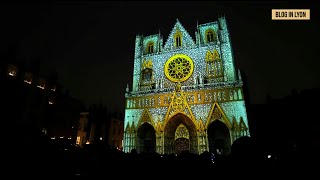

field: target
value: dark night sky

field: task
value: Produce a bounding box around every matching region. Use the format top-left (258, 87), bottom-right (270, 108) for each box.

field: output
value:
top-left (1, 1), bottom-right (319, 113)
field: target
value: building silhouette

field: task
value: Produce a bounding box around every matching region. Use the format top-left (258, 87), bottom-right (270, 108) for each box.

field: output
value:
top-left (1, 50), bottom-right (83, 148)
top-left (76, 104), bottom-right (124, 150)
top-left (248, 88), bottom-right (320, 157)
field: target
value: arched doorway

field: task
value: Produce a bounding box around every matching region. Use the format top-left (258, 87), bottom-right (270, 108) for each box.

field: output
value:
top-left (164, 113), bottom-right (197, 154)
top-left (207, 120), bottom-right (231, 155)
top-left (174, 124), bottom-right (190, 154)
top-left (137, 123), bottom-right (156, 153)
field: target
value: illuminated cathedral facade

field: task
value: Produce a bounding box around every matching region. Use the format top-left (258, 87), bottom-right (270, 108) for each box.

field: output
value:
top-left (124, 17), bottom-right (249, 155)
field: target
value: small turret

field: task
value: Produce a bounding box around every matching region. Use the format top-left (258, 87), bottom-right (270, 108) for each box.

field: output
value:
top-left (126, 83), bottom-right (129, 92)
top-left (238, 69), bottom-right (242, 81)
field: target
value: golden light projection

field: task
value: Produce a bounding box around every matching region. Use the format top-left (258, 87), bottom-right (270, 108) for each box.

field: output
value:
top-left (124, 18), bottom-right (250, 155)
top-left (172, 92), bottom-right (185, 111)
top-left (175, 124), bottom-right (189, 140)
top-left (164, 54), bottom-right (194, 82)
top-left (142, 59), bottom-right (153, 70)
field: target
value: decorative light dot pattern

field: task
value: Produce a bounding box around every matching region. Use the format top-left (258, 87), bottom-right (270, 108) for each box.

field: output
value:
top-left (163, 20), bottom-right (196, 51)
top-left (190, 104), bottom-right (212, 124)
top-left (220, 101), bottom-right (249, 130)
top-left (124, 17), bottom-right (250, 153)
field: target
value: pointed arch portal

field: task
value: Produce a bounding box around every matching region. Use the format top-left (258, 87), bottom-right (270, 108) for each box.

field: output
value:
top-left (137, 123), bottom-right (156, 153)
top-left (207, 120), bottom-right (231, 155)
top-left (164, 113), bottom-right (197, 154)
top-left (174, 124), bottom-right (190, 154)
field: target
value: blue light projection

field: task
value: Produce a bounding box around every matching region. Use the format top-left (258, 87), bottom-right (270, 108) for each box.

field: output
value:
top-left (124, 17), bottom-right (249, 155)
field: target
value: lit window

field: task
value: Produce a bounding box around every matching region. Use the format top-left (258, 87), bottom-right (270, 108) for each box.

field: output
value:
top-left (100, 137), bottom-right (103, 140)
top-left (51, 85), bottom-right (56, 91)
top-left (146, 42), bottom-right (154, 54)
top-left (37, 85), bottom-right (44, 89)
top-left (9, 71), bottom-right (16, 76)
top-left (24, 72), bottom-right (32, 84)
top-left (76, 136), bottom-right (81, 144)
top-left (51, 137), bottom-right (56, 139)
top-left (37, 78), bottom-right (46, 89)
top-left (175, 34), bottom-right (182, 47)
top-left (24, 80), bottom-right (31, 84)
top-left (206, 29), bottom-right (217, 43)
top-left (49, 96), bottom-right (54, 104)
top-left (7, 64), bottom-right (17, 77)
top-left (176, 36), bottom-right (181, 47)
top-left (174, 30), bottom-right (182, 48)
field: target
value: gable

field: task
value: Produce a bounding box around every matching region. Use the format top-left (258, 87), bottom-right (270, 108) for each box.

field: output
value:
top-left (137, 108), bottom-right (155, 127)
top-left (206, 102), bottom-right (232, 129)
top-left (163, 19), bottom-right (195, 51)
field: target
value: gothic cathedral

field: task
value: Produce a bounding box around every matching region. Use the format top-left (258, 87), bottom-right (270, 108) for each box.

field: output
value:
top-left (124, 17), bottom-right (249, 155)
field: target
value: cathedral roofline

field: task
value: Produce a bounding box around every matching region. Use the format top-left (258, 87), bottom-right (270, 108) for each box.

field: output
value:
top-left (197, 21), bottom-right (218, 28)
top-left (163, 18), bottom-right (196, 49)
top-left (142, 34), bottom-right (159, 39)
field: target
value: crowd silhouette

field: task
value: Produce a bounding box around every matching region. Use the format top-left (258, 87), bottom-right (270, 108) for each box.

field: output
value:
top-left (10, 134), bottom-right (318, 179)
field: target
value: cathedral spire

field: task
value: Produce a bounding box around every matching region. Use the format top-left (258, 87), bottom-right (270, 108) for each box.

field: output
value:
top-left (126, 83), bottom-right (129, 92)
top-left (238, 69), bottom-right (242, 81)
top-left (158, 29), bottom-right (161, 53)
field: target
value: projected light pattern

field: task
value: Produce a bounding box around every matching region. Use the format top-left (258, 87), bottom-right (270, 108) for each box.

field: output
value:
top-left (124, 17), bottom-right (249, 155)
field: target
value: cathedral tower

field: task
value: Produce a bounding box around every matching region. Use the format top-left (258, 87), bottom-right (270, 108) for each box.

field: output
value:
top-left (124, 17), bottom-right (249, 155)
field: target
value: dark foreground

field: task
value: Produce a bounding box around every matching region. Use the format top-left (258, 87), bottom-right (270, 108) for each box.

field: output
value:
top-left (6, 137), bottom-right (319, 179)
